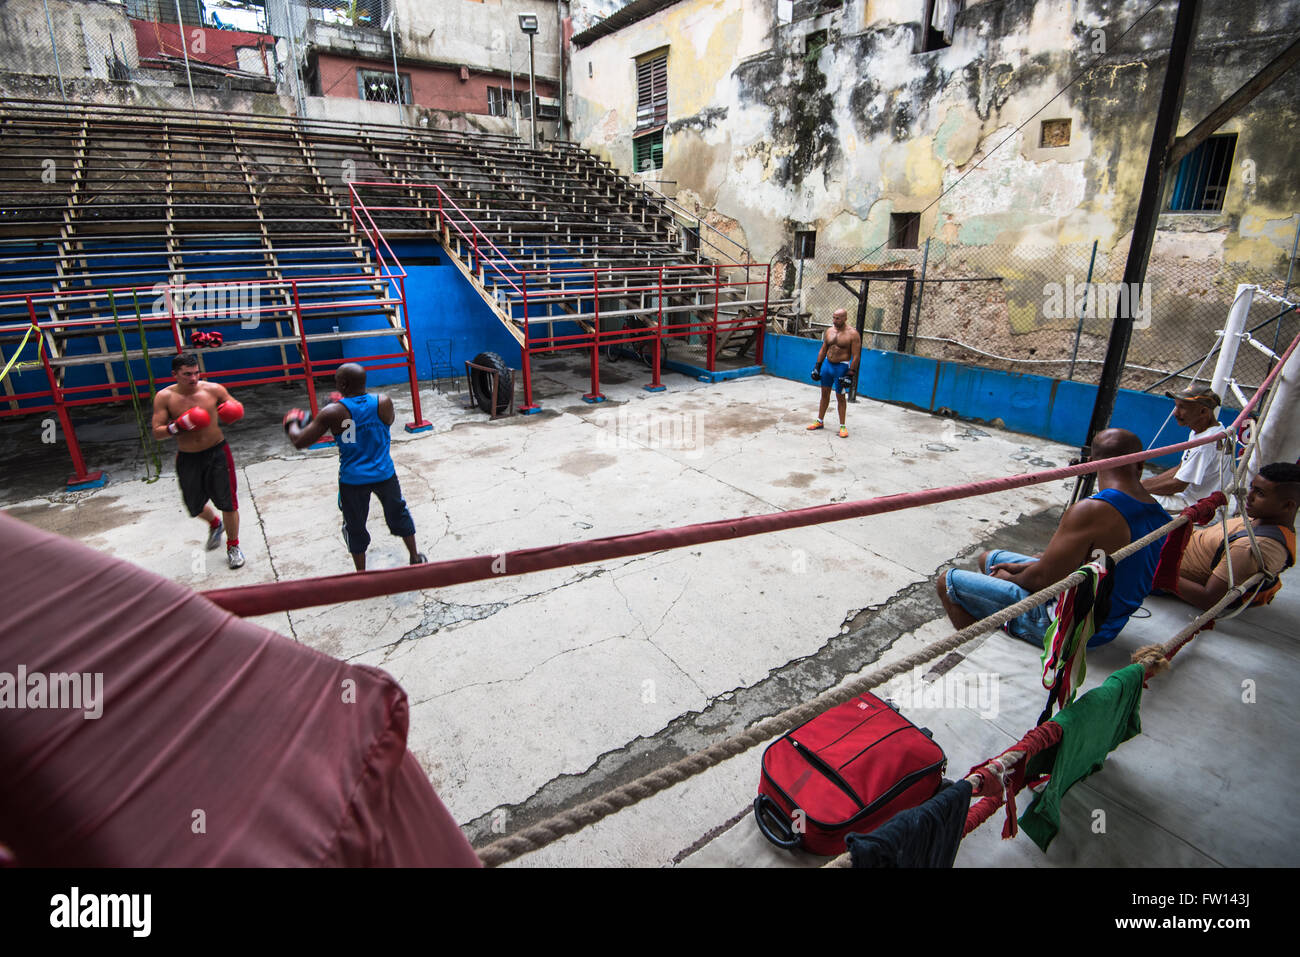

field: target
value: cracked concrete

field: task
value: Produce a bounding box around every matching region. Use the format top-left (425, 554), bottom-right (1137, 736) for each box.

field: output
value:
top-left (3, 361), bottom-right (1089, 865)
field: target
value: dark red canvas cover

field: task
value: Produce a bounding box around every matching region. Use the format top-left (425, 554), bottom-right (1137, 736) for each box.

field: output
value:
top-left (0, 512), bottom-right (478, 867)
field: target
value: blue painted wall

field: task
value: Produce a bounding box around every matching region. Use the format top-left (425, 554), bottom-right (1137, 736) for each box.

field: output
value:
top-left (762, 333), bottom-right (1235, 467)
top-left (352, 240), bottom-right (521, 387)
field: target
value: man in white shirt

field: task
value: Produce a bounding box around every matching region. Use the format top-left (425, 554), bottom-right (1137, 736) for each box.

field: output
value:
top-left (1142, 385), bottom-right (1232, 512)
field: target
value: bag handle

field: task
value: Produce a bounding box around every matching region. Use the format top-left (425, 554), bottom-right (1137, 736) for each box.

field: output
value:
top-left (753, 795), bottom-right (801, 850)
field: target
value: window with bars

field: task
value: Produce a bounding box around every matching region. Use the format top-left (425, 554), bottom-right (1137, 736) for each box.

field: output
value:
top-left (633, 130), bottom-right (663, 172)
top-left (487, 86), bottom-right (530, 118)
top-left (358, 69), bottom-right (411, 105)
top-left (1167, 134), bottom-right (1237, 212)
top-left (635, 50), bottom-right (668, 132)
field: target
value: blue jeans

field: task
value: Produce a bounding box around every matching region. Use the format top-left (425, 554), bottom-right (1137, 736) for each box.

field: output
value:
top-left (945, 550), bottom-right (1053, 644)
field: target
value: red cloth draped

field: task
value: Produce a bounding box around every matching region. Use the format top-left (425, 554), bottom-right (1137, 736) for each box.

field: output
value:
top-left (0, 512), bottom-right (478, 867)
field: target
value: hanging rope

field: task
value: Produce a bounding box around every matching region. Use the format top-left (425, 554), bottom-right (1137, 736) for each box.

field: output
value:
top-left (108, 292), bottom-right (163, 484)
top-left (0, 321), bottom-right (45, 383)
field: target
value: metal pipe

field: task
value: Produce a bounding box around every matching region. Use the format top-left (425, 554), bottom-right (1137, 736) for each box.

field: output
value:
top-left (1068, 240), bottom-right (1099, 381)
top-left (1270, 214), bottom-right (1300, 363)
top-left (173, 0), bottom-right (197, 112)
top-left (911, 237), bottom-right (931, 353)
top-left (388, 5), bottom-right (403, 121)
top-left (509, 34), bottom-right (519, 136)
top-left (528, 33), bottom-right (538, 149)
top-left (1080, 0), bottom-right (1200, 497)
top-left (41, 0), bottom-right (68, 105)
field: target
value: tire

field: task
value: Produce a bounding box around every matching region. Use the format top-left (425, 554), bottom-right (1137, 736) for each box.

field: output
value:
top-left (469, 351), bottom-right (513, 415)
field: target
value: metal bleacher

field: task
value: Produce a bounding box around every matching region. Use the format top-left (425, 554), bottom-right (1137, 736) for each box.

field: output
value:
top-left (0, 97), bottom-right (769, 481)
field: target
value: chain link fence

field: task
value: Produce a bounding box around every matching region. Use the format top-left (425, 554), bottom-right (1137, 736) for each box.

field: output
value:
top-left (784, 230), bottom-right (1299, 399)
top-left (9, 1), bottom-right (314, 108)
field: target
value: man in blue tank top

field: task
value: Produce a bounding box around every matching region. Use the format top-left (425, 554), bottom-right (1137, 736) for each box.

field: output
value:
top-left (283, 363), bottom-right (427, 571)
top-left (936, 428), bottom-right (1171, 648)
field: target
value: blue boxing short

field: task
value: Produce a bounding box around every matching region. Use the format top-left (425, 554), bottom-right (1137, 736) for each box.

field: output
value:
top-left (819, 358), bottom-right (852, 395)
top-left (944, 549), bottom-right (1054, 644)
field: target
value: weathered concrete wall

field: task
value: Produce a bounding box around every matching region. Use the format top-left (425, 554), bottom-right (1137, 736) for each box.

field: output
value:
top-left (570, 0), bottom-right (1300, 277)
top-left (0, 68), bottom-right (294, 117)
top-left (302, 91), bottom-right (555, 139)
top-left (397, 0), bottom-right (563, 83)
top-left (0, 0), bottom-right (139, 80)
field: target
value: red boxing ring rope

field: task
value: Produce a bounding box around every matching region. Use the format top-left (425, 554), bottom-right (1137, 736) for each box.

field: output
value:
top-left (202, 333), bottom-right (1300, 618)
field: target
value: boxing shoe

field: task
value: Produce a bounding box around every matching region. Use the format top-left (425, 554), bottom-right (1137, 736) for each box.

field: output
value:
top-left (227, 545), bottom-right (245, 569)
top-left (206, 519), bottom-right (224, 551)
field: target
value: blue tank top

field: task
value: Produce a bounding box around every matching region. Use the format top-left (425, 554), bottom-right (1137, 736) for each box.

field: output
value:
top-left (1089, 488), bottom-right (1172, 647)
top-left (337, 393), bottom-right (395, 484)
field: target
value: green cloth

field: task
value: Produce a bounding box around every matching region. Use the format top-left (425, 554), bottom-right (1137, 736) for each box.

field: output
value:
top-left (1019, 662), bottom-right (1146, 851)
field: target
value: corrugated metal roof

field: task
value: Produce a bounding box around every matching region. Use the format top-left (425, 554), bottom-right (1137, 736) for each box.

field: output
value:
top-left (572, 0), bottom-right (685, 49)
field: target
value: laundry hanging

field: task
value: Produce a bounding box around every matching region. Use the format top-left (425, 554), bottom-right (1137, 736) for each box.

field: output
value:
top-left (846, 779), bottom-right (973, 868)
top-left (1151, 493), bottom-right (1227, 593)
top-left (1037, 555), bottom-right (1113, 724)
top-left (1018, 663), bottom-right (1146, 852)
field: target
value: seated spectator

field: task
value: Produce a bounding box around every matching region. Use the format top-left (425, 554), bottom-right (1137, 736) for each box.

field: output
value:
top-left (936, 428), bottom-right (1171, 648)
top-left (1143, 386), bottom-right (1232, 512)
top-left (1171, 462), bottom-right (1298, 610)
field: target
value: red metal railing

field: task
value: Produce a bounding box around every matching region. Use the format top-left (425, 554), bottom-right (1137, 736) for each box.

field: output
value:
top-left (0, 196), bottom-right (422, 484)
top-left (347, 180), bottom-right (771, 409)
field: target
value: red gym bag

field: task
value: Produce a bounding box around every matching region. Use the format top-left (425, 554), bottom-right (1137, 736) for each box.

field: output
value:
top-left (755, 692), bottom-right (947, 856)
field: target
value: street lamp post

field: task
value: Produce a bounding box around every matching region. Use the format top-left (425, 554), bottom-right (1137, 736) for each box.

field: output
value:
top-left (518, 13), bottom-right (538, 149)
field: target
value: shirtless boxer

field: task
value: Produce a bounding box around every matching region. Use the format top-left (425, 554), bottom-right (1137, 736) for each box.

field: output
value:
top-left (808, 307), bottom-right (862, 438)
top-left (151, 353), bottom-right (245, 569)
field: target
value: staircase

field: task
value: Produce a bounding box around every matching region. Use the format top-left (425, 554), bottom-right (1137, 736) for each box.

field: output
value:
top-left (329, 124), bottom-right (769, 405)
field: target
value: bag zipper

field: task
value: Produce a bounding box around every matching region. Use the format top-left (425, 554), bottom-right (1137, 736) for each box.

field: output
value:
top-left (789, 737), bottom-right (865, 809)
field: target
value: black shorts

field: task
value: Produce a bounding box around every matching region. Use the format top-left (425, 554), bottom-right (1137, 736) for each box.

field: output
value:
top-left (177, 440), bottom-right (238, 517)
top-left (338, 473), bottom-right (415, 554)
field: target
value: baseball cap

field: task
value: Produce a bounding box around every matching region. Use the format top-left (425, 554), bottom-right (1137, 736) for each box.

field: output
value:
top-left (1164, 385), bottom-right (1220, 409)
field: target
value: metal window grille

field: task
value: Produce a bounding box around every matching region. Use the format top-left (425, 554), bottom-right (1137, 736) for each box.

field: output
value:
top-left (1168, 134), bottom-right (1237, 212)
top-left (358, 68), bottom-right (409, 104)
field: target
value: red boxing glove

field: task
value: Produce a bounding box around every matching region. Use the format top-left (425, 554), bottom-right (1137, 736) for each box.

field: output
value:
top-left (328, 391), bottom-right (344, 404)
top-left (217, 399), bottom-right (244, 424)
top-left (282, 408), bottom-right (310, 433)
top-left (168, 406), bottom-right (211, 434)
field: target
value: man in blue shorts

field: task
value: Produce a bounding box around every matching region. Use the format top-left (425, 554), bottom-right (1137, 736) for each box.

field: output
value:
top-left (935, 428), bottom-right (1171, 647)
top-left (284, 363), bottom-right (427, 571)
top-left (808, 307), bottom-right (861, 438)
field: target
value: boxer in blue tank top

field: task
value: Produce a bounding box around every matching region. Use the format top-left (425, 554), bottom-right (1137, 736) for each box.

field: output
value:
top-left (937, 428), bottom-right (1170, 647)
top-left (283, 363), bottom-right (427, 571)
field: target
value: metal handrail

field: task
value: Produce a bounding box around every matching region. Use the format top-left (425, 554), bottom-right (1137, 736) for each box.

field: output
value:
top-left (639, 180), bottom-right (751, 266)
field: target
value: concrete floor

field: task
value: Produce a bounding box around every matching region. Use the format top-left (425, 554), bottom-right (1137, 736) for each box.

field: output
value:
top-left (3, 356), bottom-right (1294, 868)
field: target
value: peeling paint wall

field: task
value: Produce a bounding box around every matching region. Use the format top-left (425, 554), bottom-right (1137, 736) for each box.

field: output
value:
top-left (570, 0), bottom-right (1300, 283)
